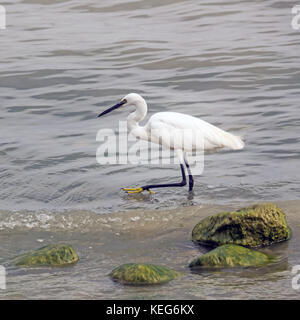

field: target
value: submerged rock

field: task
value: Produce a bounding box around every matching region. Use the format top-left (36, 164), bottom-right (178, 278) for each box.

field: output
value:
top-left (189, 244), bottom-right (272, 268)
top-left (109, 263), bottom-right (181, 285)
top-left (14, 244), bottom-right (79, 267)
top-left (192, 203), bottom-right (291, 247)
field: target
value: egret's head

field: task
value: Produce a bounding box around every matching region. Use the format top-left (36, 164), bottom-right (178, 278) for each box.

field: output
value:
top-left (122, 93), bottom-right (145, 106)
top-left (98, 93), bottom-right (144, 118)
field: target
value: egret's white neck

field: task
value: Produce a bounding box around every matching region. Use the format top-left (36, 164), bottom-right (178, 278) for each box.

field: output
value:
top-left (127, 98), bottom-right (148, 131)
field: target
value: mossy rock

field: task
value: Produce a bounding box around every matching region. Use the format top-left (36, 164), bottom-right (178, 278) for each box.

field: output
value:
top-left (14, 244), bottom-right (79, 267)
top-left (109, 263), bottom-right (181, 285)
top-left (192, 203), bottom-right (291, 247)
top-left (189, 244), bottom-right (272, 268)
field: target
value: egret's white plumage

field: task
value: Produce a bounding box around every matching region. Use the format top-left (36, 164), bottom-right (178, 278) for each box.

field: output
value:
top-left (98, 92), bottom-right (244, 193)
top-left (124, 93), bottom-right (244, 152)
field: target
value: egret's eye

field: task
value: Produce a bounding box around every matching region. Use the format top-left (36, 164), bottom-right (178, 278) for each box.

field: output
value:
top-left (121, 99), bottom-right (127, 105)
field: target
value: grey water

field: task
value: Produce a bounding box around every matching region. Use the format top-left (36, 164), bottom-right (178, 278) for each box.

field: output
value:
top-left (0, 0), bottom-right (300, 299)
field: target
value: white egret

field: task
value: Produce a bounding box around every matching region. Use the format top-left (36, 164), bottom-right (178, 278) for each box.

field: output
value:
top-left (98, 93), bottom-right (244, 194)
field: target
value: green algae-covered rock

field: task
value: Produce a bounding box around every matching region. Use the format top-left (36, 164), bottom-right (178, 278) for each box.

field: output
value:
top-left (14, 244), bottom-right (79, 267)
top-left (109, 263), bottom-right (181, 285)
top-left (192, 203), bottom-right (291, 247)
top-left (189, 244), bottom-right (272, 268)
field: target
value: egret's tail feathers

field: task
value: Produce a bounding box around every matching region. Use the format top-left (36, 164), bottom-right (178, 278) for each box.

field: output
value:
top-left (223, 132), bottom-right (245, 150)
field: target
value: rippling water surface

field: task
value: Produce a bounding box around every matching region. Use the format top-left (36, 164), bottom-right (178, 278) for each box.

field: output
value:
top-left (0, 0), bottom-right (300, 299)
top-left (1, 0), bottom-right (300, 213)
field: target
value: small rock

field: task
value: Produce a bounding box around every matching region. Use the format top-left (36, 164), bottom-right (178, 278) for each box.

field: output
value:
top-left (192, 203), bottom-right (291, 247)
top-left (109, 263), bottom-right (181, 285)
top-left (189, 244), bottom-right (272, 268)
top-left (14, 244), bottom-right (79, 267)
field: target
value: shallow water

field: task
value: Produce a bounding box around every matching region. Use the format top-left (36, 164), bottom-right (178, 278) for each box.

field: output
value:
top-left (0, 200), bottom-right (299, 299)
top-left (0, 0), bottom-right (300, 299)
top-left (1, 0), bottom-right (300, 213)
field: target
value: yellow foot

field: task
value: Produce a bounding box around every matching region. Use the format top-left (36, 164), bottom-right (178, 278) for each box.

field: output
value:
top-left (122, 187), bottom-right (143, 194)
top-left (122, 187), bottom-right (155, 195)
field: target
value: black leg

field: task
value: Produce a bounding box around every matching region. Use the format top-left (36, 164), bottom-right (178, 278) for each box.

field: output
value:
top-left (184, 159), bottom-right (194, 192)
top-left (141, 164), bottom-right (187, 190)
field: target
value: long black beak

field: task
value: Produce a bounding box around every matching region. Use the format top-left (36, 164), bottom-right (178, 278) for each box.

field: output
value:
top-left (97, 100), bottom-right (126, 118)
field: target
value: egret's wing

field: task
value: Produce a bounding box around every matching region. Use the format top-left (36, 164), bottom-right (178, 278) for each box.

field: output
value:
top-left (146, 112), bottom-right (244, 151)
